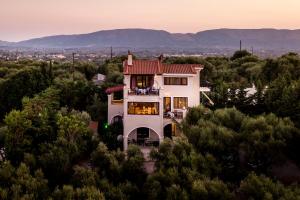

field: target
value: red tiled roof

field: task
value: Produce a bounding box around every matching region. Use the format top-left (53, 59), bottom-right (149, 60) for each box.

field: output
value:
top-left (163, 64), bottom-right (199, 74)
top-left (123, 60), bottom-right (203, 75)
top-left (105, 85), bottom-right (124, 94)
top-left (88, 121), bottom-right (98, 133)
top-left (124, 60), bottom-right (162, 74)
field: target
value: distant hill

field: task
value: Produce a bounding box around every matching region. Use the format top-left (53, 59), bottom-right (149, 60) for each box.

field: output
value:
top-left (0, 40), bottom-right (11, 46)
top-left (3, 28), bottom-right (300, 51)
top-left (15, 29), bottom-right (176, 48)
top-left (194, 29), bottom-right (300, 49)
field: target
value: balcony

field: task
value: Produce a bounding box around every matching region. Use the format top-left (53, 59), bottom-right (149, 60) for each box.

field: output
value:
top-left (128, 138), bottom-right (159, 147)
top-left (128, 75), bottom-right (160, 96)
top-left (128, 88), bottom-right (159, 96)
top-left (163, 111), bottom-right (184, 119)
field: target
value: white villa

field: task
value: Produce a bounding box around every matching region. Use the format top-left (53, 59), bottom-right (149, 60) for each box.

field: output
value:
top-left (106, 53), bottom-right (204, 150)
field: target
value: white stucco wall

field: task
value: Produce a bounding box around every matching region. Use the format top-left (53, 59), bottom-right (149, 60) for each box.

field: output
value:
top-left (123, 74), bottom-right (164, 150)
top-left (161, 70), bottom-right (201, 109)
top-left (120, 70), bottom-right (202, 150)
top-left (107, 94), bottom-right (124, 124)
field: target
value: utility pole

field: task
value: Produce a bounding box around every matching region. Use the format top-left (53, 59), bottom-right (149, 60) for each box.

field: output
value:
top-left (72, 52), bottom-right (75, 80)
top-left (240, 40), bottom-right (242, 51)
top-left (251, 46), bottom-right (254, 55)
top-left (48, 59), bottom-right (53, 83)
top-left (110, 46), bottom-right (113, 60)
top-left (16, 49), bottom-right (19, 61)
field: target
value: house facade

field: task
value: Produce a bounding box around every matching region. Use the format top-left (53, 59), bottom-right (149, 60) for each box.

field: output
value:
top-left (106, 53), bottom-right (203, 150)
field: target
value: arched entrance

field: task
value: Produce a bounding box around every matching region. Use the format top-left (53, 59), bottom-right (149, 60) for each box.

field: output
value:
top-left (164, 124), bottom-right (173, 139)
top-left (127, 127), bottom-right (160, 147)
top-left (164, 123), bottom-right (177, 139)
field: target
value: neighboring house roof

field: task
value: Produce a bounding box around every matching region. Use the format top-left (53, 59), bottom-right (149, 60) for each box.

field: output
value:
top-left (88, 121), bottom-right (98, 134)
top-left (105, 85), bottom-right (124, 94)
top-left (92, 74), bottom-right (106, 85)
top-left (123, 60), bottom-right (203, 75)
top-left (96, 74), bottom-right (106, 81)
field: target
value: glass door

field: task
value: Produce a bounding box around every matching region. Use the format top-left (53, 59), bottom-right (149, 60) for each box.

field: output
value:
top-left (163, 97), bottom-right (171, 113)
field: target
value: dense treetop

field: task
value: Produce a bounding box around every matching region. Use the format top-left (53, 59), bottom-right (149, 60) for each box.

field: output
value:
top-left (0, 52), bottom-right (299, 199)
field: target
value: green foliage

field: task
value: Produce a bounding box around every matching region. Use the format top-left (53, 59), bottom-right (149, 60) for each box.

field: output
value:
top-left (2, 88), bottom-right (94, 188)
top-left (122, 145), bottom-right (146, 185)
top-left (71, 165), bottom-right (99, 187)
top-left (100, 121), bottom-right (123, 150)
top-left (75, 62), bottom-right (98, 81)
top-left (265, 75), bottom-right (300, 126)
top-left (99, 60), bottom-right (124, 87)
top-left (238, 172), bottom-right (300, 200)
top-left (0, 67), bottom-right (51, 120)
top-left (146, 139), bottom-right (232, 199)
top-left (53, 77), bottom-right (97, 111)
top-left (183, 106), bottom-right (300, 181)
top-left (231, 50), bottom-right (252, 60)
top-left (90, 142), bottom-right (146, 199)
top-left (1, 54), bottom-right (300, 199)
top-left (39, 110), bottom-right (93, 186)
top-left (191, 178), bottom-right (233, 200)
top-left (3, 88), bottom-right (60, 164)
top-left (4, 110), bottom-right (32, 163)
top-left (86, 94), bottom-right (107, 121)
top-left (261, 53), bottom-right (300, 84)
top-left (166, 52), bottom-right (300, 125)
top-left (91, 142), bottom-right (122, 181)
top-left (0, 162), bottom-right (49, 200)
top-left (53, 185), bottom-right (104, 200)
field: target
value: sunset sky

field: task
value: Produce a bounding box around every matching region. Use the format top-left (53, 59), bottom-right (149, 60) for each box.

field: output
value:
top-left (1, 0), bottom-right (300, 41)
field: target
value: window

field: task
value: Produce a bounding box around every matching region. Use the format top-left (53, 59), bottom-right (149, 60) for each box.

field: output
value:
top-left (137, 76), bottom-right (149, 88)
top-left (113, 91), bottom-right (123, 100)
top-left (164, 77), bottom-right (188, 85)
top-left (131, 75), bottom-right (154, 89)
top-left (173, 97), bottom-right (188, 109)
top-left (112, 91), bottom-right (123, 104)
top-left (128, 102), bottom-right (159, 115)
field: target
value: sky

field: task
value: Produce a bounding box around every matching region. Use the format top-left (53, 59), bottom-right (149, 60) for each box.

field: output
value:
top-left (1, 0), bottom-right (300, 42)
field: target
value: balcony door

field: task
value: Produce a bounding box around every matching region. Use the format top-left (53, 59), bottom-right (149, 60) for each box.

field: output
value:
top-left (164, 97), bottom-right (171, 113)
top-left (131, 75), bottom-right (154, 89)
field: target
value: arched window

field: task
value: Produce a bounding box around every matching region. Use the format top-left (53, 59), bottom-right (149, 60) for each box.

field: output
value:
top-left (112, 115), bottom-right (122, 124)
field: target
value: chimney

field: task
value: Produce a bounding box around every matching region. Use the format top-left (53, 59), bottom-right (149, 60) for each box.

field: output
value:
top-left (128, 51), bottom-right (133, 66)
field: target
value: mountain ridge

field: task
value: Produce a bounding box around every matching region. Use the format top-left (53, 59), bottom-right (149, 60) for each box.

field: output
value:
top-left (2, 28), bottom-right (300, 50)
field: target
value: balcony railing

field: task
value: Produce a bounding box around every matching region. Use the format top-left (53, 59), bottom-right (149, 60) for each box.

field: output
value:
top-left (164, 111), bottom-right (184, 119)
top-left (128, 138), bottom-right (159, 147)
top-left (128, 88), bottom-right (159, 96)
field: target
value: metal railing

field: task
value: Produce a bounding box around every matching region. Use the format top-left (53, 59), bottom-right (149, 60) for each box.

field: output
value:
top-left (128, 138), bottom-right (159, 147)
top-left (163, 111), bottom-right (184, 119)
top-left (128, 88), bottom-right (159, 96)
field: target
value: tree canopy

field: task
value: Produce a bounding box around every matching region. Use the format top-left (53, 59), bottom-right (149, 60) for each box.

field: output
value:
top-left (0, 53), bottom-right (300, 199)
